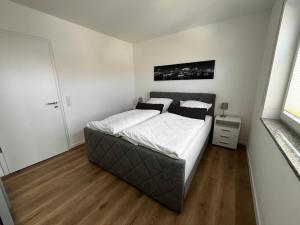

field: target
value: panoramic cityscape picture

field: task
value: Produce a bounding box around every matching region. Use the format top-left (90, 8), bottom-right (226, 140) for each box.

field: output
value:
top-left (154, 60), bottom-right (215, 81)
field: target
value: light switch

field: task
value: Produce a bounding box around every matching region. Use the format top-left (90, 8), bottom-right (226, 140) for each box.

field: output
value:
top-left (66, 96), bottom-right (72, 107)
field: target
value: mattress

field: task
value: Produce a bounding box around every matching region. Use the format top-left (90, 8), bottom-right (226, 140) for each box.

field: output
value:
top-left (86, 109), bottom-right (160, 136)
top-left (181, 115), bottom-right (212, 182)
top-left (120, 112), bottom-right (205, 158)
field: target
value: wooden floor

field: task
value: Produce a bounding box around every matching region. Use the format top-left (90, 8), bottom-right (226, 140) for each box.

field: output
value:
top-left (3, 144), bottom-right (256, 225)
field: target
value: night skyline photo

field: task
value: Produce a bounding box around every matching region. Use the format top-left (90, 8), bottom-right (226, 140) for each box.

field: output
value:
top-left (154, 60), bottom-right (215, 81)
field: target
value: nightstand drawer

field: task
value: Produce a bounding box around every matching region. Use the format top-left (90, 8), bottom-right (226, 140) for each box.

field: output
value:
top-left (213, 139), bottom-right (237, 149)
top-left (213, 136), bottom-right (238, 149)
top-left (214, 125), bottom-right (239, 136)
top-left (214, 132), bottom-right (237, 141)
top-left (214, 129), bottom-right (239, 140)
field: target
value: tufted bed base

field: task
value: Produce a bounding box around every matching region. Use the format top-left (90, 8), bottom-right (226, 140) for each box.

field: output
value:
top-left (84, 92), bottom-right (215, 213)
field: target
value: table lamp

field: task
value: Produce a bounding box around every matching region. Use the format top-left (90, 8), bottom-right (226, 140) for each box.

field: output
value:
top-left (220, 102), bottom-right (228, 117)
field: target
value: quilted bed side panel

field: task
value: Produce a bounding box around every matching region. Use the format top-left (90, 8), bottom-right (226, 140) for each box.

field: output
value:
top-left (84, 127), bottom-right (185, 213)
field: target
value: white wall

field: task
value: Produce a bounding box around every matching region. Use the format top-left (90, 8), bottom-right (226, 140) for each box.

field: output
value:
top-left (248, 1), bottom-right (300, 225)
top-left (133, 13), bottom-right (269, 144)
top-left (0, 0), bottom-right (135, 147)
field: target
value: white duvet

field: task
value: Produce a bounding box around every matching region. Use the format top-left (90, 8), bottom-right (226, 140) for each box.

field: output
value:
top-left (119, 112), bottom-right (205, 158)
top-left (87, 109), bottom-right (160, 135)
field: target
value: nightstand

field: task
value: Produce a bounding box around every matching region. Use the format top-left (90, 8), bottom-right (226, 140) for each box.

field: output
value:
top-left (212, 115), bottom-right (241, 150)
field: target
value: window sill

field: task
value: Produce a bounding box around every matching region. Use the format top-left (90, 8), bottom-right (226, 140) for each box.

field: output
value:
top-left (261, 118), bottom-right (300, 180)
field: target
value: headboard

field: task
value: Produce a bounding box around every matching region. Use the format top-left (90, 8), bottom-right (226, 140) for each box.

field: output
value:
top-left (150, 92), bottom-right (216, 117)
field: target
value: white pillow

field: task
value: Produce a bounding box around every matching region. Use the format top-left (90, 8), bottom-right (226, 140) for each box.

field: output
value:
top-left (180, 100), bottom-right (212, 111)
top-left (147, 98), bottom-right (173, 112)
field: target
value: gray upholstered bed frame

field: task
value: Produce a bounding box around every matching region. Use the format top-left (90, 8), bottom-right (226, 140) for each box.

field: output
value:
top-left (84, 92), bottom-right (215, 213)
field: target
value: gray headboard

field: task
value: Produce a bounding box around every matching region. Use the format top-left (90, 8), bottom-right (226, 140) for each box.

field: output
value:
top-left (150, 92), bottom-right (216, 117)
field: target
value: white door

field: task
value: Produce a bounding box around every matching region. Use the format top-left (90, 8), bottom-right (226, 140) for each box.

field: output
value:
top-left (0, 31), bottom-right (69, 173)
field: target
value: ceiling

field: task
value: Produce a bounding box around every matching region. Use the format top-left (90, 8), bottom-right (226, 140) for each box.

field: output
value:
top-left (10, 0), bottom-right (276, 43)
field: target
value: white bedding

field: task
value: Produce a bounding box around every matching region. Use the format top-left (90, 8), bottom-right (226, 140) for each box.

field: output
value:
top-left (181, 116), bottom-right (212, 181)
top-left (86, 109), bottom-right (160, 136)
top-left (119, 112), bottom-right (206, 158)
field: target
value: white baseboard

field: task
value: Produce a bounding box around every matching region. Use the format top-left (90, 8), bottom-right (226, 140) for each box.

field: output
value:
top-left (246, 146), bottom-right (262, 225)
top-left (69, 140), bottom-right (85, 150)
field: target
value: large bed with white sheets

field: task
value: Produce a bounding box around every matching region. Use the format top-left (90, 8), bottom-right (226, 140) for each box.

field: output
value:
top-left (84, 92), bottom-right (215, 213)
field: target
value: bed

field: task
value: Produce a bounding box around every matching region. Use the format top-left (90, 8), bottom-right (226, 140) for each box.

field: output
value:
top-left (84, 92), bottom-right (216, 213)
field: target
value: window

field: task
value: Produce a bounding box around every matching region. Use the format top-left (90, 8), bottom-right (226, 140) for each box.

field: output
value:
top-left (282, 39), bottom-right (300, 135)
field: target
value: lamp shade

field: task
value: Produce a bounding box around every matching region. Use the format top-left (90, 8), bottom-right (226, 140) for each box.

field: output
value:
top-left (220, 102), bottom-right (228, 110)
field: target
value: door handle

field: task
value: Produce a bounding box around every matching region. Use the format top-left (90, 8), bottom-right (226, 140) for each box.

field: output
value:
top-left (45, 101), bottom-right (58, 105)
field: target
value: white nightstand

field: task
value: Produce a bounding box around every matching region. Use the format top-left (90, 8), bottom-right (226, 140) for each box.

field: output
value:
top-left (212, 115), bottom-right (241, 150)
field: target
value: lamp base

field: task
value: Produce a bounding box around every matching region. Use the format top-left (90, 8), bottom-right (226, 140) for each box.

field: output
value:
top-left (220, 109), bottom-right (226, 118)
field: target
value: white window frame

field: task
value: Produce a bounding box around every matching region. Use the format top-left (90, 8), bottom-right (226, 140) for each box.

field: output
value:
top-left (281, 37), bottom-right (300, 135)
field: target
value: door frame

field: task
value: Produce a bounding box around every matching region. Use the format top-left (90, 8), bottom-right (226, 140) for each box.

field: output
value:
top-left (0, 29), bottom-right (71, 174)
